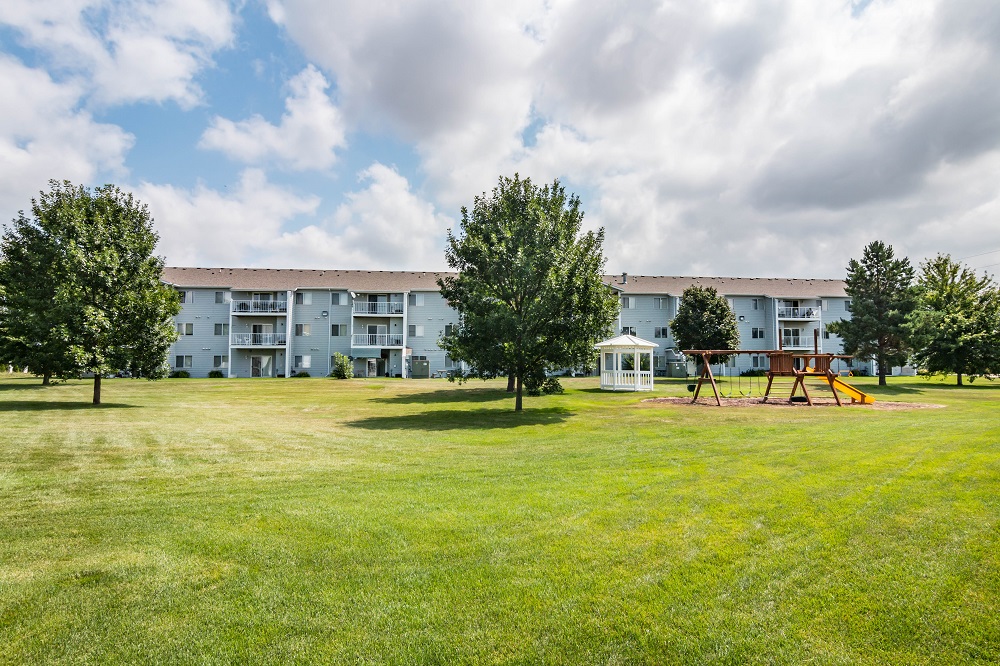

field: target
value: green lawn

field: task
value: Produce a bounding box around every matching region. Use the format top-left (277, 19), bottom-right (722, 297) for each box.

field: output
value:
top-left (1, 373), bottom-right (998, 664)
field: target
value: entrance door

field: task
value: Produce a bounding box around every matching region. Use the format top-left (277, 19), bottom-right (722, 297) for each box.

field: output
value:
top-left (252, 323), bottom-right (272, 345)
top-left (367, 358), bottom-right (377, 377)
top-left (251, 355), bottom-right (272, 377)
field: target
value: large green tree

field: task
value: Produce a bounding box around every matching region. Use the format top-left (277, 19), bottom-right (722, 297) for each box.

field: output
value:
top-left (0, 181), bottom-right (180, 404)
top-left (905, 254), bottom-right (1000, 385)
top-left (438, 174), bottom-right (619, 411)
top-left (669, 285), bottom-right (740, 365)
top-left (827, 240), bottom-right (915, 386)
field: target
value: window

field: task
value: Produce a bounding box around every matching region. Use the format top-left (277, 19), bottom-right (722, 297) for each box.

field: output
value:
top-left (821, 299), bottom-right (829, 311)
top-left (621, 326), bottom-right (636, 336)
top-left (444, 323), bottom-right (455, 336)
top-left (213, 355), bottom-right (229, 369)
top-left (176, 323), bottom-right (193, 336)
top-left (174, 355), bottom-right (192, 368)
top-left (295, 323), bottom-right (311, 337)
top-left (752, 355), bottom-right (766, 369)
top-left (655, 297), bottom-right (670, 310)
top-left (331, 292), bottom-right (344, 306)
top-left (295, 292), bottom-right (312, 305)
top-left (412, 355), bottom-right (427, 361)
top-left (823, 325), bottom-right (830, 339)
top-left (294, 355), bottom-right (311, 369)
top-left (408, 293), bottom-right (425, 307)
top-left (751, 327), bottom-right (765, 339)
top-left (408, 324), bottom-right (424, 337)
top-left (726, 297), bottom-right (735, 310)
top-left (444, 354), bottom-right (455, 368)
top-left (751, 298), bottom-right (760, 310)
top-left (177, 290), bottom-right (193, 303)
top-left (214, 323), bottom-right (229, 336)
top-left (215, 291), bottom-right (230, 304)
top-left (331, 324), bottom-right (347, 336)
top-left (845, 299), bottom-right (852, 312)
top-left (620, 296), bottom-right (635, 309)
top-left (654, 326), bottom-right (669, 338)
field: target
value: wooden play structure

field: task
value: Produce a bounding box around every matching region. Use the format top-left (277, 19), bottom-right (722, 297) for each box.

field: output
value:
top-left (683, 349), bottom-right (874, 407)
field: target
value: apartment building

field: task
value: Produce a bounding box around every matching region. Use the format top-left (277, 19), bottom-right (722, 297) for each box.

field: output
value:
top-left (163, 267), bottom-right (862, 379)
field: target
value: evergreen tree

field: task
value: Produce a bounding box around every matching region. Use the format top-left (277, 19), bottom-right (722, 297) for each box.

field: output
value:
top-left (827, 241), bottom-right (915, 386)
top-left (438, 175), bottom-right (619, 411)
top-left (905, 254), bottom-right (1000, 385)
top-left (0, 181), bottom-right (180, 404)
top-left (669, 285), bottom-right (740, 365)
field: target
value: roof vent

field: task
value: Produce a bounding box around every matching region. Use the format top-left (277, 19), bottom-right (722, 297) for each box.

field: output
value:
top-left (621, 272), bottom-right (628, 284)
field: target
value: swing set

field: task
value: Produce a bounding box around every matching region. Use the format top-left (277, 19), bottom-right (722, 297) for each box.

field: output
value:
top-left (683, 349), bottom-right (875, 407)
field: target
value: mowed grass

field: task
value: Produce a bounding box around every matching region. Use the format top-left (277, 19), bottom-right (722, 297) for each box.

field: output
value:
top-left (1, 373), bottom-right (998, 664)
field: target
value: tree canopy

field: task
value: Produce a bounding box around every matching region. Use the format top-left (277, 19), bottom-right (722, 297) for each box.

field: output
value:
top-left (0, 181), bottom-right (180, 404)
top-left (905, 254), bottom-right (1000, 385)
top-left (827, 240), bottom-right (915, 385)
top-left (438, 174), bottom-right (619, 411)
top-left (669, 285), bottom-right (740, 364)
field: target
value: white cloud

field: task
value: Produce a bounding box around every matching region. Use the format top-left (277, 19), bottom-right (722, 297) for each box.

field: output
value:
top-left (137, 169), bottom-right (321, 266)
top-left (264, 163), bottom-right (453, 270)
top-left (0, 55), bottom-right (133, 220)
top-left (0, 0), bottom-right (234, 107)
top-left (264, 0), bottom-right (1000, 277)
top-left (200, 65), bottom-right (346, 170)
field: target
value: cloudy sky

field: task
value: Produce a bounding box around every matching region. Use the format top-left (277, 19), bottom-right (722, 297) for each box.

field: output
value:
top-left (2, 0), bottom-right (1000, 279)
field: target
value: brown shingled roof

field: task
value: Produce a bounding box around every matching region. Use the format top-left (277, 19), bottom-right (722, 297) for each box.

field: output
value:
top-left (162, 267), bottom-right (847, 297)
top-left (603, 274), bottom-right (847, 298)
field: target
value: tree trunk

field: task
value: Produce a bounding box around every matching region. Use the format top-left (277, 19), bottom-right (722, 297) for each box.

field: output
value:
top-left (507, 371), bottom-right (516, 393)
top-left (42, 371), bottom-right (51, 386)
top-left (515, 374), bottom-right (523, 411)
top-left (957, 372), bottom-right (963, 386)
top-left (93, 374), bottom-right (101, 405)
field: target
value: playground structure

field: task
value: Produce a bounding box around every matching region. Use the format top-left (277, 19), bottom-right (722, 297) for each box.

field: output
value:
top-left (683, 348), bottom-right (875, 407)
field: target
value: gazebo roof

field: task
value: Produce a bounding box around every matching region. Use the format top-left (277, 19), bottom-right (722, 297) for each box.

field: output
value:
top-left (595, 334), bottom-right (659, 349)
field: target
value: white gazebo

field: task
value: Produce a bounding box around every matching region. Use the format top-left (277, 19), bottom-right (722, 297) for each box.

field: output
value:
top-left (595, 334), bottom-right (658, 391)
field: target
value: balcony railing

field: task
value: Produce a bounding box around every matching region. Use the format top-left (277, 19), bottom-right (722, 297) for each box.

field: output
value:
top-left (781, 336), bottom-right (814, 348)
top-left (231, 333), bottom-right (287, 346)
top-left (352, 333), bottom-right (404, 347)
top-left (232, 299), bottom-right (288, 314)
top-left (353, 301), bottom-right (404, 315)
top-left (777, 307), bottom-right (819, 319)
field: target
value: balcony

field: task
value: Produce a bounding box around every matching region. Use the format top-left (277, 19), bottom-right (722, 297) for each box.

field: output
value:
top-left (777, 307), bottom-right (819, 319)
top-left (781, 336), bottom-right (815, 349)
top-left (353, 301), bottom-right (404, 315)
top-left (231, 333), bottom-right (287, 347)
top-left (352, 333), bottom-right (404, 347)
top-left (232, 299), bottom-right (288, 314)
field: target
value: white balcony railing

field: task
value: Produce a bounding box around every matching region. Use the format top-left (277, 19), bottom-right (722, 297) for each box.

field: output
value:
top-left (352, 333), bottom-right (404, 347)
top-left (777, 307), bottom-right (819, 319)
top-left (231, 299), bottom-right (288, 314)
top-left (781, 336), bottom-right (814, 348)
top-left (231, 333), bottom-right (287, 346)
top-left (352, 301), bottom-right (404, 315)
top-left (600, 370), bottom-right (654, 391)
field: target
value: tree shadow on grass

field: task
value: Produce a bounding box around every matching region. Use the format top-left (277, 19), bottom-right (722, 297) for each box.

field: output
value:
top-left (0, 381), bottom-right (50, 392)
top-left (346, 406), bottom-right (572, 431)
top-left (370, 387), bottom-right (511, 405)
top-left (0, 401), bottom-right (136, 412)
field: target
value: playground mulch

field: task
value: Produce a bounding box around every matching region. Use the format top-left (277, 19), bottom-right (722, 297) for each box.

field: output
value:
top-left (641, 396), bottom-right (946, 410)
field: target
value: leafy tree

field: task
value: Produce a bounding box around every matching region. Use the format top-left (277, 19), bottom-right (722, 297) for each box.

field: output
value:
top-left (438, 174), bottom-right (619, 411)
top-left (669, 285), bottom-right (740, 365)
top-left (0, 181), bottom-right (180, 404)
top-left (827, 241), bottom-right (915, 386)
top-left (330, 352), bottom-right (354, 379)
top-left (905, 254), bottom-right (1000, 385)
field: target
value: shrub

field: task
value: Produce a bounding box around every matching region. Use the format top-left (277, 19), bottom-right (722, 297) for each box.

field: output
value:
top-left (169, 370), bottom-right (190, 378)
top-left (739, 369), bottom-right (767, 377)
top-left (292, 371), bottom-right (311, 378)
top-left (330, 352), bottom-right (353, 379)
top-left (524, 375), bottom-right (564, 396)
top-left (207, 370), bottom-right (225, 378)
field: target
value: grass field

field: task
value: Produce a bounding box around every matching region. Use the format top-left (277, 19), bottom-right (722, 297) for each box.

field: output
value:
top-left (1, 372), bottom-right (998, 664)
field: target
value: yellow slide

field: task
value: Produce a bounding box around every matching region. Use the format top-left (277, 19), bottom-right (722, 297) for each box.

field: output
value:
top-left (830, 377), bottom-right (875, 404)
